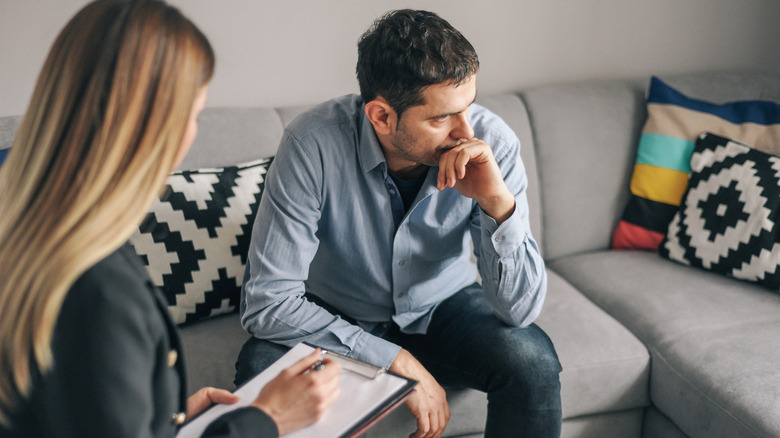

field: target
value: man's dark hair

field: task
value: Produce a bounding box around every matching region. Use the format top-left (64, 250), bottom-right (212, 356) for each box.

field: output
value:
top-left (356, 9), bottom-right (479, 118)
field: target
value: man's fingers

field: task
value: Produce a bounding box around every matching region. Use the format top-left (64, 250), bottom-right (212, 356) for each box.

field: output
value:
top-left (454, 148), bottom-right (471, 180)
top-left (428, 411), bottom-right (440, 438)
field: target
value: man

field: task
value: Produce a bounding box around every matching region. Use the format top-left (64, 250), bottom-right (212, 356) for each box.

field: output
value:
top-left (236, 9), bottom-right (562, 438)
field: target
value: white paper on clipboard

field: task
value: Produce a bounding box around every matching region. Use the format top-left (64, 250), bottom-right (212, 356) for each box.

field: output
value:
top-left (177, 342), bottom-right (416, 438)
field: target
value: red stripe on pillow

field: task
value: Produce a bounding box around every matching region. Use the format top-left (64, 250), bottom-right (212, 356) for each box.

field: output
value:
top-left (611, 220), bottom-right (665, 251)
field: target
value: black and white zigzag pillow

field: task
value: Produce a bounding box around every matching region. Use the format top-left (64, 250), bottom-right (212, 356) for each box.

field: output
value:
top-left (129, 157), bottom-right (273, 324)
top-left (660, 133), bottom-right (780, 290)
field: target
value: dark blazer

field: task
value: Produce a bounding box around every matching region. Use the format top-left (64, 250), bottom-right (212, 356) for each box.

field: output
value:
top-left (1, 244), bottom-right (276, 438)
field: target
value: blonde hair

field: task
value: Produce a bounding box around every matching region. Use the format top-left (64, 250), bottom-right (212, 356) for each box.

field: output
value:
top-left (0, 0), bottom-right (214, 425)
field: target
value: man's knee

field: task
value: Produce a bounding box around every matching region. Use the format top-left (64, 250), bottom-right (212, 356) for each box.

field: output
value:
top-left (494, 324), bottom-right (562, 392)
top-left (234, 337), bottom-right (290, 387)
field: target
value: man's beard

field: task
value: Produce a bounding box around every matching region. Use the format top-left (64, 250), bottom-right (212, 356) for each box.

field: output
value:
top-left (391, 123), bottom-right (462, 167)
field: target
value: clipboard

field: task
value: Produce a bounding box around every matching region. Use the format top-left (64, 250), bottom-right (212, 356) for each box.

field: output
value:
top-left (177, 342), bottom-right (417, 438)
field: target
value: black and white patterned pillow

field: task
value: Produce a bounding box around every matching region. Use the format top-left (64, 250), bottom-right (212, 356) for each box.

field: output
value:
top-left (660, 132), bottom-right (780, 290)
top-left (129, 157), bottom-right (273, 324)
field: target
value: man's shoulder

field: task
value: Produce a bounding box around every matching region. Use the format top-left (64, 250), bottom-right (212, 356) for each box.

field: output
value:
top-left (469, 103), bottom-right (520, 154)
top-left (285, 94), bottom-right (364, 140)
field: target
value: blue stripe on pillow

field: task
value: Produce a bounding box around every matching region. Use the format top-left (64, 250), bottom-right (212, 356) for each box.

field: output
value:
top-left (0, 148), bottom-right (8, 167)
top-left (647, 76), bottom-right (780, 125)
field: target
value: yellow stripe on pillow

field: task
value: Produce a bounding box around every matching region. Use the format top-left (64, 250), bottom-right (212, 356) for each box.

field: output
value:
top-left (645, 104), bottom-right (780, 155)
top-left (630, 163), bottom-right (689, 205)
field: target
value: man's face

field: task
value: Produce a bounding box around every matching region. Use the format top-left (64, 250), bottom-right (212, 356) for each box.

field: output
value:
top-left (387, 75), bottom-right (477, 168)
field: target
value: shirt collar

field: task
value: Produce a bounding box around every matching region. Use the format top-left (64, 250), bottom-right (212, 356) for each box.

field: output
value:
top-left (357, 105), bottom-right (388, 175)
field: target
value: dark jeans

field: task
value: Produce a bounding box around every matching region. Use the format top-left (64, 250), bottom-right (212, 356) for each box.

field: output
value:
top-left (235, 284), bottom-right (562, 438)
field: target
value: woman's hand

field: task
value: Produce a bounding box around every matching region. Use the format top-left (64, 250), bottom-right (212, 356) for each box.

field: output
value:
top-left (186, 387), bottom-right (241, 419)
top-left (251, 349), bottom-right (342, 435)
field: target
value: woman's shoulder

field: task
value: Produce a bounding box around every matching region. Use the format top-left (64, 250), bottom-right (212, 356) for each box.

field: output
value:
top-left (63, 243), bottom-right (162, 330)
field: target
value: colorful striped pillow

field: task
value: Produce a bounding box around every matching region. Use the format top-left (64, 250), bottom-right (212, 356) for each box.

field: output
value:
top-left (611, 77), bottom-right (780, 250)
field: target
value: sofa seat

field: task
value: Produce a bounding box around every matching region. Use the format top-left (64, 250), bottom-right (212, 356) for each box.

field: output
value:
top-left (549, 251), bottom-right (780, 438)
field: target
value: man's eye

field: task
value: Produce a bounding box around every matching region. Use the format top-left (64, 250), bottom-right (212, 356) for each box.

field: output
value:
top-left (435, 116), bottom-right (448, 123)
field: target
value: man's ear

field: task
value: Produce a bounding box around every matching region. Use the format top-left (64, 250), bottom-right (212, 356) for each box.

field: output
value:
top-left (364, 97), bottom-right (396, 136)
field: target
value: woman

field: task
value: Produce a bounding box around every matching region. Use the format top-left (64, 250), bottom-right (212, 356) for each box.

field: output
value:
top-left (0, 1), bottom-right (340, 437)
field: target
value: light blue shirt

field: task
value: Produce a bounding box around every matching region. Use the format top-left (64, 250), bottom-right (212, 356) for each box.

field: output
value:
top-left (240, 94), bottom-right (547, 369)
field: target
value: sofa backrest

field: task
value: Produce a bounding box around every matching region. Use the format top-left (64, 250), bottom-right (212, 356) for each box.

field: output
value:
top-left (4, 72), bottom-right (779, 263)
top-left (0, 116), bottom-right (20, 152)
top-left (520, 72), bottom-right (780, 261)
top-left (520, 79), bottom-right (647, 261)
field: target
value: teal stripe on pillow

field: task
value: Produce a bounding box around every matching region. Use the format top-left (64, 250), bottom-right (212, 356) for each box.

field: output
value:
top-left (0, 148), bottom-right (8, 167)
top-left (636, 133), bottom-right (694, 172)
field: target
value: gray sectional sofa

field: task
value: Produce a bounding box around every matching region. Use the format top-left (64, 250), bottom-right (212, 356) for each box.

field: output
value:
top-left (2, 72), bottom-right (779, 437)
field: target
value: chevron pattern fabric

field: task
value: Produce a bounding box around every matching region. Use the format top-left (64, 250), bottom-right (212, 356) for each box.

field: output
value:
top-left (660, 133), bottom-right (780, 290)
top-left (130, 157), bottom-right (273, 324)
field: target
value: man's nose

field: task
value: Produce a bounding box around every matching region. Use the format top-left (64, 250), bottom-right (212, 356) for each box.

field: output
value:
top-left (451, 112), bottom-right (474, 140)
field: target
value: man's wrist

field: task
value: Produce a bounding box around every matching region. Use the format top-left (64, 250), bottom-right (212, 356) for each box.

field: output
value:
top-left (478, 190), bottom-right (515, 224)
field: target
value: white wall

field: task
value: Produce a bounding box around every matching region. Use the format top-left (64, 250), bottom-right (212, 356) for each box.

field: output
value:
top-left (2, 0), bottom-right (780, 117)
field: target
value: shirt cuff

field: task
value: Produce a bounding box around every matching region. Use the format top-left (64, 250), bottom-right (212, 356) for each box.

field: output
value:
top-left (480, 205), bottom-right (527, 258)
top-left (350, 331), bottom-right (402, 370)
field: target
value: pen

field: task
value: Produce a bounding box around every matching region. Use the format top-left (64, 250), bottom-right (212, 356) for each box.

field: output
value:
top-left (304, 349), bottom-right (328, 374)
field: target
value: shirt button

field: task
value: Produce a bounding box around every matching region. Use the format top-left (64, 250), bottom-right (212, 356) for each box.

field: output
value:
top-left (172, 412), bottom-right (186, 425)
top-left (493, 278), bottom-right (500, 284)
top-left (167, 349), bottom-right (178, 367)
top-left (397, 259), bottom-right (406, 266)
top-left (389, 189), bottom-right (397, 195)
top-left (495, 235), bottom-right (504, 242)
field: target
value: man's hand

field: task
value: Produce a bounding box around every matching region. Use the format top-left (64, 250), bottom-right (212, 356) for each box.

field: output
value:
top-left (437, 138), bottom-right (515, 224)
top-left (389, 349), bottom-right (450, 438)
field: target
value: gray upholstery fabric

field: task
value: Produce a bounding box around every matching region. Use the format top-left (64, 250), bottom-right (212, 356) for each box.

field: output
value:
top-left (536, 271), bottom-right (649, 419)
top-left (179, 313), bottom-right (250, 393)
top-left (178, 107), bottom-right (284, 170)
top-left (0, 115), bottom-right (20, 150)
top-left (276, 105), bottom-right (311, 128)
top-left (642, 406), bottom-right (689, 438)
top-left (560, 409), bottom-right (644, 438)
top-left (549, 251), bottom-right (780, 438)
top-left (520, 80), bottom-right (646, 260)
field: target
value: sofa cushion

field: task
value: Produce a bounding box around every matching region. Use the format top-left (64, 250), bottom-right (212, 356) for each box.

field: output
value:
top-left (521, 80), bottom-right (647, 260)
top-left (535, 271), bottom-right (649, 419)
top-left (660, 132), bottom-right (780, 290)
top-left (549, 250), bottom-right (780, 437)
top-left (612, 76), bottom-right (780, 251)
top-left (129, 157), bottom-right (273, 325)
top-left (179, 312), bottom-right (250, 393)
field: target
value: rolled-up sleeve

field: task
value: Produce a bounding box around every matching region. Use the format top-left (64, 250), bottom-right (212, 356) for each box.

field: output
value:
top-left (471, 132), bottom-right (547, 327)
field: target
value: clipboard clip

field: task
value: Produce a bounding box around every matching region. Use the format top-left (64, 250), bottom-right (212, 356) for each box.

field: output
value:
top-left (322, 350), bottom-right (386, 379)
